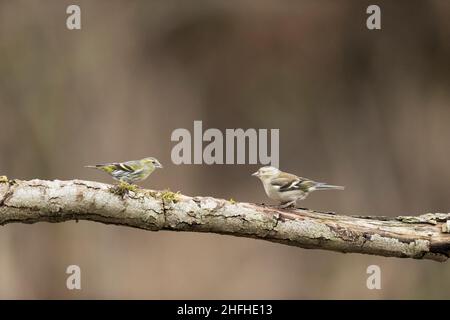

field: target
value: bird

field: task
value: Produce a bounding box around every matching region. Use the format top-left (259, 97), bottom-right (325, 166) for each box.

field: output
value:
top-left (85, 157), bottom-right (163, 184)
top-left (252, 166), bottom-right (344, 208)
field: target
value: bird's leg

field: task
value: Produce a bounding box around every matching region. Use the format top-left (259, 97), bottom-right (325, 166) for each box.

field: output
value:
top-left (278, 201), bottom-right (296, 209)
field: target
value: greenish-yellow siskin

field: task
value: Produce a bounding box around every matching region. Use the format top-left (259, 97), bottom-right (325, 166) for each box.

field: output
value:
top-left (85, 157), bottom-right (163, 184)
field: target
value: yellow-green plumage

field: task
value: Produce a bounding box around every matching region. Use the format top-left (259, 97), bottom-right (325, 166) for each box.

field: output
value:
top-left (85, 157), bottom-right (163, 184)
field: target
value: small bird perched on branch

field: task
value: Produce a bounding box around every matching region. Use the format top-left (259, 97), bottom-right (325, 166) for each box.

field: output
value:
top-left (85, 157), bottom-right (163, 184)
top-left (252, 166), bottom-right (344, 208)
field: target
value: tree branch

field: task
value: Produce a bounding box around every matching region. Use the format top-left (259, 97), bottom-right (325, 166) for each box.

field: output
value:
top-left (1, 178), bottom-right (450, 262)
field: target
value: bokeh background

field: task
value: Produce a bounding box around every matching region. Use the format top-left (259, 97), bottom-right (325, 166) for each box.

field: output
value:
top-left (0, 0), bottom-right (449, 299)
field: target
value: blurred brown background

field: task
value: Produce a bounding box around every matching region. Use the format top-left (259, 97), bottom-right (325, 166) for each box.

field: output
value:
top-left (0, 0), bottom-right (450, 299)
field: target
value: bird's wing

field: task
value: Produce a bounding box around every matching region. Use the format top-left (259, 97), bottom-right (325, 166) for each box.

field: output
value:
top-left (271, 173), bottom-right (316, 192)
top-left (120, 160), bottom-right (142, 171)
top-left (296, 177), bottom-right (318, 191)
top-left (97, 162), bottom-right (135, 173)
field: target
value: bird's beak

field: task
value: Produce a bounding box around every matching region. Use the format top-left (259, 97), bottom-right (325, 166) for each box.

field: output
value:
top-left (156, 162), bottom-right (163, 168)
top-left (252, 171), bottom-right (259, 177)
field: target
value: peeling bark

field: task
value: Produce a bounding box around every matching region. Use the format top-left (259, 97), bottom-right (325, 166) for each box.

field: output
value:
top-left (1, 178), bottom-right (449, 262)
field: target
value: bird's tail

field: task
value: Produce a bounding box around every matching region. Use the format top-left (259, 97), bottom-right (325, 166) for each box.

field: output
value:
top-left (314, 183), bottom-right (345, 191)
top-left (85, 164), bottom-right (103, 169)
top-left (85, 164), bottom-right (116, 173)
